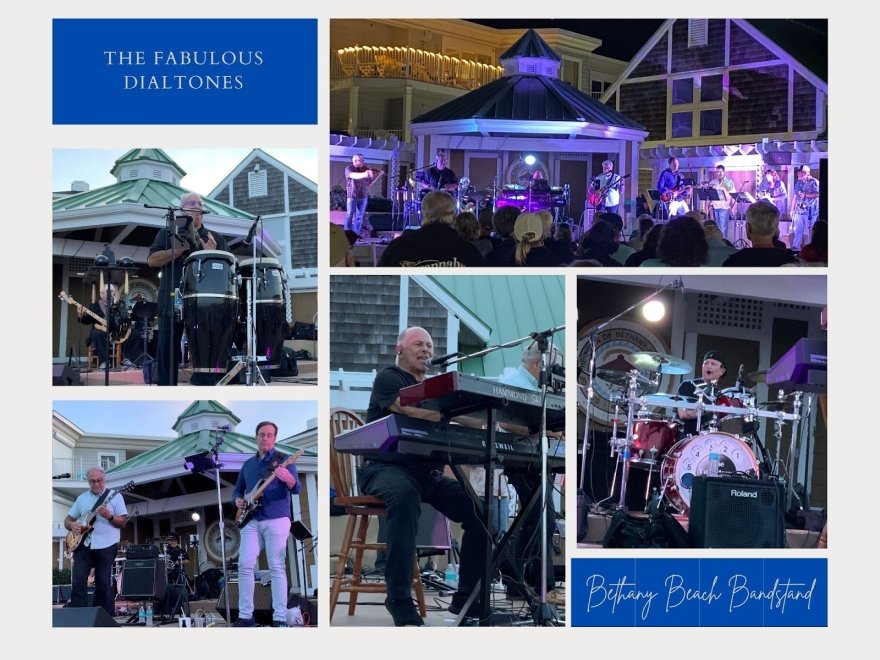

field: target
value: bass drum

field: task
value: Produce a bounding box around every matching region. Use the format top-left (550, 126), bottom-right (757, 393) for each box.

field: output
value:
top-left (205, 519), bottom-right (241, 563)
top-left (660, 432), bottom-right (759, 514)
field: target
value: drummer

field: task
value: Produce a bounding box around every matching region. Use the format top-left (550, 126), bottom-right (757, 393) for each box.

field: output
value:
top-left (147, 191), bottom-right (229, 386)
top-left (676, 350), bottom-right (727, 437)
top-left (164, 533), bottom-right (190, 584)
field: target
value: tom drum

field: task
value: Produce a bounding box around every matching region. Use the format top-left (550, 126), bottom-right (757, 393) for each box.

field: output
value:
top-left (236, 257), bottom-right (288, 369)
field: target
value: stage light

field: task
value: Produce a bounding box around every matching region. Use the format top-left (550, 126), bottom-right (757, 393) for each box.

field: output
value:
top-left (191, 512), bottom-right (201, 522)
top-left (642, 300), bottom-right (666, 322)
top-left (524, 154), bottom-right (536, 166)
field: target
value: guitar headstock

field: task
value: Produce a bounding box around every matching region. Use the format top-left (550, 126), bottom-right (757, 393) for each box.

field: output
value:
top-left (59, 291), bottom-right (74, 304)
top-left (116, 480), bottom-right (137, 494)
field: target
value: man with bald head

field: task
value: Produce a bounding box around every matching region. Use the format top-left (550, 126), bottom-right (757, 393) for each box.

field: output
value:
top-left (359, 327), bottom-right (486, 625)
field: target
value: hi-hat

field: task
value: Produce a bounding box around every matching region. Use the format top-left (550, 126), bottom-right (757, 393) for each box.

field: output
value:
top-left (629, 352), bottom-right (692, 375)
top-left (596, 369), bottom-right (652, 390)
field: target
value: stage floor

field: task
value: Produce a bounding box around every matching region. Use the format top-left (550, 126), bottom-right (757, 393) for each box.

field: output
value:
top-left (58, 360), bottom-right (317, 386)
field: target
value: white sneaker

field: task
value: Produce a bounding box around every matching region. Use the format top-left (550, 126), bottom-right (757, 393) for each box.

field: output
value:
top-left (98, 362), bottom-right (107, 369)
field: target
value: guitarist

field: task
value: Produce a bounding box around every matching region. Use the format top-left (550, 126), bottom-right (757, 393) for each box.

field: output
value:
top-left (590, 160), bottom-right (624, 214)
top-left (64, 467), bottom-right (129, 616)
top-left (708, 164), bottom-right (737, 240)
top-left (419, 150), bottom-right (459, 194)
top-left (656, 156), bottom-right (690, 218)
top-left (76, 283), bottom-right (118, 370)
top-left (344, 153), bottom-right (382, 237)
top-left (231, 421), bottom-right (300, 627)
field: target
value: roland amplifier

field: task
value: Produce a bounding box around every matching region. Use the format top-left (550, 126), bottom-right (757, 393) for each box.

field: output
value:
top-left (688, 476), bottom-right (785, 548)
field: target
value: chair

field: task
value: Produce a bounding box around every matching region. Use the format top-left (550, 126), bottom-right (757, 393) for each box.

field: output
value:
top-left (86, 337), bottom-right (125, 370)
top-left (328, 408), bottom-right (426, 621)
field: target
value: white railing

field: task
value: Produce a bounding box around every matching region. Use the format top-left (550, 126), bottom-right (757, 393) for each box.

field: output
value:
top-left (333, 46), bottom-right (503, 91)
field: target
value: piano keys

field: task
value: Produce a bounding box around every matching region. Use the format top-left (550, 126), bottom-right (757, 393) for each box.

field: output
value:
top-left (398, 372), bottom-right (565, 431)
top-left (333, 413), bottom-right (564, 471)
top-left (766, 338), bottom-right (827, 392)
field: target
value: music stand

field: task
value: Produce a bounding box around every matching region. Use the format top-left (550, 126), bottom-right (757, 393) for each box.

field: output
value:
top-left (696, 186), bottom-right (723, 222)
top-left (290, 521), bottom-right (314, 597)
top-left (647, 189), bottom-right (667, 221)
top-left (129, 301), bottom-right (158, 370)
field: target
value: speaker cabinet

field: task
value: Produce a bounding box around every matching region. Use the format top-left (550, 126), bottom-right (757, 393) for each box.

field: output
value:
top-left (217, 582), bottom-right (275, 625)
top-left (119, 558), bottom-right (166, 599)
top-left (688, 476), bottom-right (785, 548)
top-left (52, 364), bottom-right (81, 386)
top-left (53, 606), bottom-right (119, 627)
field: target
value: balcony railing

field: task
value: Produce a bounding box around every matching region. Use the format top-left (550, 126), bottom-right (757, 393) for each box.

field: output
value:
top-left (333, 46), bottom-right (503, 91)
top-left (52, 457), bottom-right (116, 481)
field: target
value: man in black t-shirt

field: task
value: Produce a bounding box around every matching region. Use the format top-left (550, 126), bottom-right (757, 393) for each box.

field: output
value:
top-left (722, 201), bottom-right (799, 267)
top-left (358, 327), bottom-right (486, 625)
top-left (419, 151), bottom-right (458, 193)
top-left (676, 350), bottom-right (727, 438)
top-left (378, 192), bottom-right (484, 267)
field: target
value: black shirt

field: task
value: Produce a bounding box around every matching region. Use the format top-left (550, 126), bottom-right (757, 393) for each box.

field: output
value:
top-left (378, 223), bottom-right (484, 267)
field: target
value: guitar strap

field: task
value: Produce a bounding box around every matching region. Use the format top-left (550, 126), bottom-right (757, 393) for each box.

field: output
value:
top-left (90, 488), bottom-right (112, 513)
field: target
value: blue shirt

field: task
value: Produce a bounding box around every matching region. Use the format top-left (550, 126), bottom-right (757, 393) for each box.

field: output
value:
top-left (232, 448), bottom-right (301, 521)
top-left (500, 364), bottom-right (539, 391)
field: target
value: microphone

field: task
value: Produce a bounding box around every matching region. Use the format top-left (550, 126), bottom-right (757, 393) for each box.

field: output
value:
top-left (52, 472), bottom-right (71, 479)
top-left (430, 351), bottom-right (464, 366)
top-left (243, 215), bottom-right (261, 247)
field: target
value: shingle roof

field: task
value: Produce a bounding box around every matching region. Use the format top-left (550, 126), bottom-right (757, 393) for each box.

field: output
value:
top-left (412, 73), bottom-right (644, 129)
top-left (747, 19), bottom-right (827, 82)
top-left (499, 28), bottom-right (562, 61)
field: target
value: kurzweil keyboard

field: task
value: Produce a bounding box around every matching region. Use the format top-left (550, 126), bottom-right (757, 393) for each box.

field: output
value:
top-left (766, 338), bottom-right (827, 392)
top-left (333, 413), bottom-right (564, 471)
top-left (398, 372), bottom-right (565, 431)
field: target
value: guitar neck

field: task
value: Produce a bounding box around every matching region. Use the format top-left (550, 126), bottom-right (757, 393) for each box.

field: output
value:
top-left (60, 292), bottom-right (106, 328)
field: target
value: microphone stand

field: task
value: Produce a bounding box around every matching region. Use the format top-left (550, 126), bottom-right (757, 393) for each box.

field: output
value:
top-left (441, 325), bottom-right (565, 627)
top-left (209, 430), bottom-right (232, 625)
top-left (578, 278), bottom-right (683, 512)
top-left (144, 204), bottom-right (190, 386)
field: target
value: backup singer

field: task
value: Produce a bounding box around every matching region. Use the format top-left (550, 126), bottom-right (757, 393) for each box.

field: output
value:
top-left (64, 467), bottom-right (129, 616)
top-left (789, 165), bottom-right (820, 250)
top-left (358, 327), bottom-right (486, 625)
top-left (231, 421), bottom-right (300, 627)
top-left (147, 192), bottom-right (228, 386)
top-left (590, 160), bottom-right (623, 214)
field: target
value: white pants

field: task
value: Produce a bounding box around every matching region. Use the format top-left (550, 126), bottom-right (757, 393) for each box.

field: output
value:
top-left (668, 199), bottom-right (689, 218)
top-left (238, 517), bottom-right (291, 622)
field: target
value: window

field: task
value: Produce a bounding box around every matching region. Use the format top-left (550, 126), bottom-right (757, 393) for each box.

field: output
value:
top-left (701, 74), bottom-right (723, 102)
top-left (672, 78), bottom-right (693, 105)
top-left (591, 80), bottom-right (608, 100)
top-left (248, 168), bottom-right (268, 198)
top-left (99, 454), bottom-right (118, 471)
top-left (672, 112), bottom-right (693, 138)
top-left (700, 109), bottom-right (723, 136)
top-left (562, 59), bottom-right (580, 88)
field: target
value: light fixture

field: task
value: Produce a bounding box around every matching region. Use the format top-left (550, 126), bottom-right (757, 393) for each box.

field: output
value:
top-left (523, 154), bottom-right (537, 166)
top-left (642, 300), bottom-right (666, 322)
top-left (191, 512), bottom-right (201, 522)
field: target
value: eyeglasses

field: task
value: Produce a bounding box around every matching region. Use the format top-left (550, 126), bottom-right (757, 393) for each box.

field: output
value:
top-left (88, 478), bottom-right (105, 484)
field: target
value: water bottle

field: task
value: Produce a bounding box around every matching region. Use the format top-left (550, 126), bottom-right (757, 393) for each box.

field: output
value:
top-left (138, 604), bottom-right (146, 624)
top-left (146, 604), bottom-right (153, 626)
top-left (707, 452), bottom-right (721, 477)
top-left (444, 563), bottom-right (458, 589)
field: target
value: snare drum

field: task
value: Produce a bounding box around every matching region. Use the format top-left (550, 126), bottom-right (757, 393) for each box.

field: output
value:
top-left (630, 418), bottom-right (679, 467)
top-left (181, 250), bottom-right (239, 373)
top-left (660, 432), bottom-right (759, 513)
top-left (236, 257), bottom-right (288, 370)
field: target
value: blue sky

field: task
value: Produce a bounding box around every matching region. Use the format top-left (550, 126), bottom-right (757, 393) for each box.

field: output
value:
top-left (52, 399), bottom-right (317, 439)
top-left (53, 148), bottom-right (317, 196)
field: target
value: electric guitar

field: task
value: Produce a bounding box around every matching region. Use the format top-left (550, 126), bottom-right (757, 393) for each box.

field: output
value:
top-left (589, 173), bottom-right (630, 207)
top-left (235, 450), bottom-right (305, 528)
top-left (660, 183), bottom-right (693, 203)
top-left (65, 481), bottom-right (135, 558)
top-left (59, 291), bottom-right (132, 342)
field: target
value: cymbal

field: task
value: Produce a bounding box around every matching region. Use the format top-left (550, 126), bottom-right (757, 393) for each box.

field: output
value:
top-left (629, 352), bottom-right (692, 375)
top-left (747, 370), bottom-right (768, 384)
top-left (504, 183), bottom-right (525, 190)
top-left (642, 393), bottom-right (696, 408)
top-left (596, 369), bottom-right (651, 389)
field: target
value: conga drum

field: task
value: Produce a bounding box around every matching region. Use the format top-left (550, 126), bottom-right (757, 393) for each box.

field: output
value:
top-left (237, 257), bottom-right (288, 369)
top-left (180, 250), bottom-right (239, 373)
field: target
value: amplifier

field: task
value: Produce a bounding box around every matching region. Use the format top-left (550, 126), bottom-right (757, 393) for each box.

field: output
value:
top-left (126, 544), bottom-right (160, 559)
top-left (688, 476), bottom-right (785, 548)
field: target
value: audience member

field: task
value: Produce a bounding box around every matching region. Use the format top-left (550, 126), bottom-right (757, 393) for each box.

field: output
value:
top-left (596, 213), bottom-right (635, 265)
top-left (640, 214), bottom-right (708, 267)
top-left (722, 200), bottom-right (799, 267)
top-left (627, 214), bottom-right (654, 251)
top-left (702, 220), bottom-right (738, 266)
top-left (625, 223), bottom-right (663, 267)
top-left (798, 219), bottom-right (828, 265)
top-left (544, 222), bottom-right (576, 264)
top-left (483, 206), bottom-right (521, 266)
top-left (513, 212), bottom-right (561, 266)
top-left (575, 221), bottom-right (623, 267)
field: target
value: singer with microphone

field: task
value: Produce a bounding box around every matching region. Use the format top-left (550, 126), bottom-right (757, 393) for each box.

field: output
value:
top-left (708, 164), bottom-right (737, 240)
top-left (419, 151), bottom-right (459, 193)
top-left (358, 327), bottom-right (487, 625)
top-left (147, 192), bottom-right (228, 385)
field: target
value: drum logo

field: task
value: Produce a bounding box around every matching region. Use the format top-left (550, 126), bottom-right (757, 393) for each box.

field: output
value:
top-left (577, 319), bottom-right (668, 426)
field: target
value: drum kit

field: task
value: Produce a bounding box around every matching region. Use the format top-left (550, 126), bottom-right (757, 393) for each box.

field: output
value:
top-left (178, 250), bottom-right (292, 384)
top-left (592, 352), bottom-right (806, 515)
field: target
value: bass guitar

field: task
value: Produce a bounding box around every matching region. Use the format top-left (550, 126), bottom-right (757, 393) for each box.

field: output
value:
top-left (65, 480), bottom-right (136, 558)
top-left (235, 450), bottom-right (305, 528)
top-left (59, 291), bottom-right (132, 342)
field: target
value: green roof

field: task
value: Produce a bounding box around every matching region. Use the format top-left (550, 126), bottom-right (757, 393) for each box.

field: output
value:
top-left (113, 148), bottom-right (186, 177)
top-left (429, 275), bottom-right (565, 377)
top-left (173, 401), bottom-right (241, 432)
